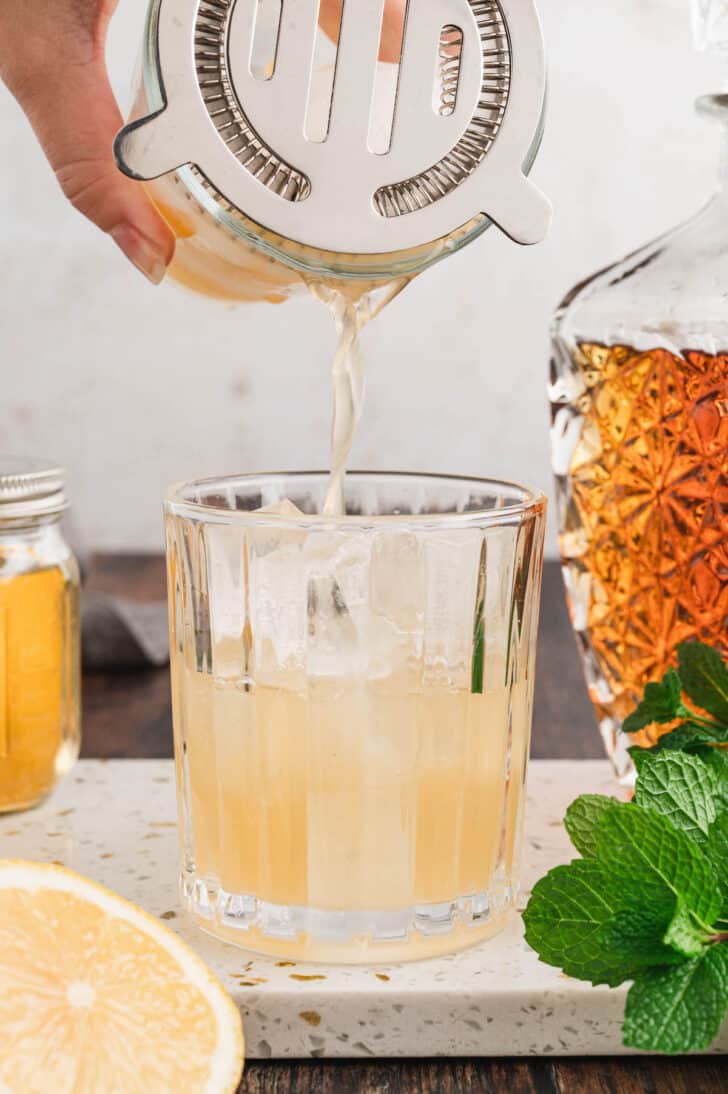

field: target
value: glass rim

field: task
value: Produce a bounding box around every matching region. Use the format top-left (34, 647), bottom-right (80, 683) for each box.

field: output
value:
top-left (164, 470), bottom-right (547, 529)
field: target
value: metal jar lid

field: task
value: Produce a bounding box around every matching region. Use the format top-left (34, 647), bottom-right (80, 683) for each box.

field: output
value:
top-left (0, 459), bottom-right (68, 521)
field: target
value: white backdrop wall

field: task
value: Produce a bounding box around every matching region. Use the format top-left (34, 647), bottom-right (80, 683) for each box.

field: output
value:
top-left (0, 0), bottom-right (723, 555)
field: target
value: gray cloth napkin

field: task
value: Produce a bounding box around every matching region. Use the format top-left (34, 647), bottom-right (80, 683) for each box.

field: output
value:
top-left (81, 593), bottom-right (169, 670)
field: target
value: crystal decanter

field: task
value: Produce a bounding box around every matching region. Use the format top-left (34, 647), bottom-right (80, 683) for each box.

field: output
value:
top-left (550, 3), bottom-right (728, 779)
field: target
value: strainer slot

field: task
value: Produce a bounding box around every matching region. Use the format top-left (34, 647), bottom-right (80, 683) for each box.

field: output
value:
top-left (250, 0), bottom-right (283, 81)
top-left (374, 0), bottom-right (510, 219)
top-left (436, 26), bottom-right (463, 116)
top-left (367, 7), bottom-right (406, 156)
top-left (196, 0), bottom-right (310, 202)
top-left (304, 11), bottom-right (343, 143)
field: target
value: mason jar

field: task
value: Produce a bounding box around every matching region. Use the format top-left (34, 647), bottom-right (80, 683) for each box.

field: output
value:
top-left (0, 461), bottom-right (81, 812)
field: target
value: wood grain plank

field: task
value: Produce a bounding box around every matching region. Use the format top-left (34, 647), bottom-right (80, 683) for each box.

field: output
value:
top-left (238, 1056), bottom-right (724, 1093)
top-left (550, 1055), bottom-right (727, 1094)
top-left (238, 1058), bottom-right (558, 1093)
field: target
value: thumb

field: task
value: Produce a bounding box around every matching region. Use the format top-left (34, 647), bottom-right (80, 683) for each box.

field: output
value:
top-left (15, 56), bottom-right (175, 284)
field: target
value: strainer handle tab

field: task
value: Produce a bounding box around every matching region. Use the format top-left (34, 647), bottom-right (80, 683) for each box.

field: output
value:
top-left (479, 171), bottom-right (551, 247)
top-left (115, 106), bottom-right (190, 182)
top-left (115, 0), bottom-right (208, 181)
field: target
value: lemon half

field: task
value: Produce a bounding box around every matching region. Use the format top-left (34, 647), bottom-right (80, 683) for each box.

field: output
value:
top-left (0, 860), bottom-right (244, 1093)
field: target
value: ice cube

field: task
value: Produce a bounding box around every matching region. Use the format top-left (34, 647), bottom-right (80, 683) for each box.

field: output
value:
top-left (370, 530), bottom-right (425, 633)
top-left (249, 524), bottom-right (308, 687)
top-left (303, 532), bottom-right (370, 679)
top-left (305, 570), bottom-right (362, 679)
top-left (364, 531), bottom-right (427, 681)
top-left (204, 522), bottom-right (249, 680)
top-left (422, 530), bottom-right (482, 688)
top-left (255, 498), bottom-right (306, 519)
top-left (249, 512), bottom-right (368, 685)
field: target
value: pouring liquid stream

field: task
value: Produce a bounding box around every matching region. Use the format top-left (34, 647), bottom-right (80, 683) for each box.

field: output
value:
top-left (308, 277), bottom-right (412, 516)
top-left (148, 160), bottom-right (417, 518)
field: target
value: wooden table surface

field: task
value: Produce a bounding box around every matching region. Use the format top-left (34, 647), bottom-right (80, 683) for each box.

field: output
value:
top-left (82, 555), bottom-right (724, 1094)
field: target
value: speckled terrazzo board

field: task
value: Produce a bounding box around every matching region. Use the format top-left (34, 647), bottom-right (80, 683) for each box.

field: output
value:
top-left (2, 760), bottom-right (726, 1060)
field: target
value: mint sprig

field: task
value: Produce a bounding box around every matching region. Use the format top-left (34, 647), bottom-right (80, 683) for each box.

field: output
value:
top-left (523, 640), bottom-right (728, 1055)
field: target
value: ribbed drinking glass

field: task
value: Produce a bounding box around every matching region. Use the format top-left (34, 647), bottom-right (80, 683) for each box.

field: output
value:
top-left (165, 472), bottom-right (545, 963)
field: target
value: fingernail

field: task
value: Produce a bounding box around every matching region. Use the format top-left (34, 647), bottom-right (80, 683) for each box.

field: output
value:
top-left (110, 224), bottom-right (168, 285)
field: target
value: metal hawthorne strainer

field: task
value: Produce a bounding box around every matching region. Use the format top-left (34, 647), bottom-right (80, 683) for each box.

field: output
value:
top-left (116, 0), bottom-right (550, 273)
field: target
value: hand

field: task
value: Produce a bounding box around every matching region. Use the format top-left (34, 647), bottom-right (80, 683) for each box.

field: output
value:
top-left (0, 1), bottom-right (408, 285)
top-left (0, 1), bottom-right (175, 283)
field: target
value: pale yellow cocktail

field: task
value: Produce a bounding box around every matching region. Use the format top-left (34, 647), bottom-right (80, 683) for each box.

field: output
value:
top-left (166, 472), bottom-right (545, 962)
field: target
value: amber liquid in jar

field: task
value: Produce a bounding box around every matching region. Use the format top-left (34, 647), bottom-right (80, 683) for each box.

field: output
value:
top-left (0, 466), bottom-right (81, 813)
top-left (560, 341), bottom-right (728, 746)
top-left (0, 566), bottom-right (79, 811)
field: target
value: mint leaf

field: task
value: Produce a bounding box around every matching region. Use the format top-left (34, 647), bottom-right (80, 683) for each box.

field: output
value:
top-left (471, 618), bottom-right (484, 694)
top-left (629, 746), bottom-right (650, 774)
top-left (564, 795), bottom-right (616, 858)
top-left (678, 642), bottom-right (728, 726)
top-left (523, 860), bottom-right (620, 983)
top-left (705, 812), bottom-right (728, 900)
top-left (523, 858), bottom-right (680, 987)
top-left (653, 724), bottom-right (722, 751)
top-left (601, 904), bottom-right (685, 969)
top-left (594, 803), bottom-right (722, 926)
top-left (630, 726), bottom-right (726, 769)
top-left (623, 668), bottom-right (683, 734)
top-left (631, 728), bottom-right (728, 807)
top-left (624, 946), bottom-right (728, 1054)
top-left (695, 747), bottom-right (728, 807)
top-left (663, 902), bottom-right (710, 958)
top-left (634, 752), bottom-right (717, 842)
